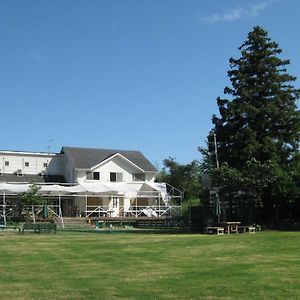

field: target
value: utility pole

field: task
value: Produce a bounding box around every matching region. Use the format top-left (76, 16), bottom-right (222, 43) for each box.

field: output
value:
top-left (213, 133), bottom-right (221, 223)
top-left (213, 133), bottom-right (220, 169)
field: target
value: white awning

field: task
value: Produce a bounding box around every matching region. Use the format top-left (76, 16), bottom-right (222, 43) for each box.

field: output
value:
top-left (39, 184), bottom-right (65, 193)
top-left (140, 181), bottom-right (170, 204)
top-left (0, 183), bottom-right (30, 193)
top-left (104, 182), bottom-right (138, 198)
top-left (0, 182), bottom-right (170, 202)
top-left (79, 182), bottom-right (113, 194)
top-left (61, 185), bottom-right (87, 193)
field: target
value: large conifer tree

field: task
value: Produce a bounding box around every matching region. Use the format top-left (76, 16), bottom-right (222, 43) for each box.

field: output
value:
top-left (203, 26), bottom-right (300, 225)
top-left (210, 26), bottom-right (300, 169)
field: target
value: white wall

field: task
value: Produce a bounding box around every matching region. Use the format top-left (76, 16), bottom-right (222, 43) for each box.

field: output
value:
top-left (76, 155), bottom-right (156, 183)
top-left (0, 150), bottom-right (156, 184)
top-left (0, 152), bottom-right (64, 175)
top-left (76, 170), bottom-right (87, 182)
top-left (63, 153), bottom-right (77, 183)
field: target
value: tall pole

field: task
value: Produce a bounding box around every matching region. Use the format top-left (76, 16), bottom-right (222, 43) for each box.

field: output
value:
top-left (214, 133), bottom-right (221, 223)
top-left (213, 133), bottom-right (220, 170)
top-left (3, 192), bottom-right (6, 227)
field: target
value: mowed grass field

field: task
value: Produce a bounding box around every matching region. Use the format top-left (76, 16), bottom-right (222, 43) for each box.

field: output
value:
top-left (0, 231), bottom-right (300, 300)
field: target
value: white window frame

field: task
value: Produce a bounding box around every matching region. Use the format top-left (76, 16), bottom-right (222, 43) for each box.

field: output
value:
top-left (110, 172), bottom-right (123, 182)
top-left (133, 173), bottom-right (145, 182)
top-left (93, 172), bottom-right (100, 180)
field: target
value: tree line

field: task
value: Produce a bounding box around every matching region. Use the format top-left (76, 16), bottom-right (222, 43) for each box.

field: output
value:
top-left (157, 26), bottom-right (300, 229)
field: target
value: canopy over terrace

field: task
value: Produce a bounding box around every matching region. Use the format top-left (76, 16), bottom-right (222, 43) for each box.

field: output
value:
top-left (0, 182), bottom-right (182, 226)
top-left (0, 181), bottom-right (178, 196)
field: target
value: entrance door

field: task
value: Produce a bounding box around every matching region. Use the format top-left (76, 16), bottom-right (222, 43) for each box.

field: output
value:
top-left (61, 197), bottom-right (75, 217)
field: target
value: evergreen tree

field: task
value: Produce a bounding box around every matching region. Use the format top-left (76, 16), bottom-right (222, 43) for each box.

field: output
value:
top-left (202, 26), bottom-right (300, 226)
top-left (211, 26), bottom-right (300, 169)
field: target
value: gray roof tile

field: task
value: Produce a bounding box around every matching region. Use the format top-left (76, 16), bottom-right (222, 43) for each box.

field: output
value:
top-left (0, 174), bottom-right (66, 183)
top-left (61, 147), bottom-right (157, 172)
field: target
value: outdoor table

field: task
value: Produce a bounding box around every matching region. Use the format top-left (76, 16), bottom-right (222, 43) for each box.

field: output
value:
top-left (219, 222), bottom-right (241, 234)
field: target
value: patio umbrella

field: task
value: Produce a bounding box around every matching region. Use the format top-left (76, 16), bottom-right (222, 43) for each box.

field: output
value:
top-left (42, 202), bottom-right (49, 220)
top-left (214, 193), bottom-right (221, 222)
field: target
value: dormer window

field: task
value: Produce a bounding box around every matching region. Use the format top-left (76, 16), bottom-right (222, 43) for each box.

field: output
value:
top-left (133, 173), bottom-right (145, 181)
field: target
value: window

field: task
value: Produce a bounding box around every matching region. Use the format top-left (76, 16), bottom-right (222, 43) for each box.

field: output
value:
top-left (110, 172), bottom-right (116, 182)
top-left (133, 173), bottom-right (145, 181)
top-left (112, 197), bottom-right (119, 208)
top-left (5, 161), bottom-right (9, 166)
top-left (25, 162), bottom-right (30, 167)
top-left (86, 171), bottom-right (100, 180)
top-left (110, 172), bottom-right (123, 182)
top-left (93, 172), bottom-right (100, 180)
top-left (43, 162), bottom-right (48, 168)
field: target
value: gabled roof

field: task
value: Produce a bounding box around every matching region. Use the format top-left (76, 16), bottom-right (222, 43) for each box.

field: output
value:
top-left (61, 147), bottom-right (157, 172)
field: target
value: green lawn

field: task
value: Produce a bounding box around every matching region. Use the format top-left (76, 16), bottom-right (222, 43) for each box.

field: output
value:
top-left (0, 230), bottom-right (299, 299)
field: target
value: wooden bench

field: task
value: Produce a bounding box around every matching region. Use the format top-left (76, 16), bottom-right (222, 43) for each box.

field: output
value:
top-left (238, 225), bottom-right (256, 233)
top-left (248, 226), bottom-right (256, 233)
top-left (204, 227), bottom-right (224, 235)
top-left (19, 223), bottom-right (57, 234)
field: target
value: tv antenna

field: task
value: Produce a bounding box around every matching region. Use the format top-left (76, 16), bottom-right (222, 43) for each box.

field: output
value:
top-left (47, 139), bottom-right (54, 155)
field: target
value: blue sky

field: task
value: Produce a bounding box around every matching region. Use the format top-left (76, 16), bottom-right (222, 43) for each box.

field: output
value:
top-left (1, 0), bottom-right (300, 168)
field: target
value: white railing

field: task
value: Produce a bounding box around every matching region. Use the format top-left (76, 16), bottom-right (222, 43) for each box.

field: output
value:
top-left (85, 204), bottom-right (181, 218)
top-left (86, 205), bottom-right (110, 217)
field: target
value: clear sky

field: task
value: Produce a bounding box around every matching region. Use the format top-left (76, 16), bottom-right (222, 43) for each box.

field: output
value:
top-left (1, 0), bottom-right (300, 168)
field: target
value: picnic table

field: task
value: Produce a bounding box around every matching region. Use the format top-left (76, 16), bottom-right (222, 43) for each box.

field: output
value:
top-left (204, 226), bottom-right (224, 235)
top-left (219, 222), bottom-right (241, 234)
top-left (19, 223), bottom-right (57, 234)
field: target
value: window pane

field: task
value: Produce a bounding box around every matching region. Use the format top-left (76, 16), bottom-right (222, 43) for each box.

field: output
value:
top-left (133, 173), bottom-right (145, 181)
top-left (110, 172), bottom-right (116, 182)
top-left (112, 197), bottom-right (119, 208)
top-left (93, 172), bottom-right (100, 180)
top-left (116, 173), bottom-right (123, 182)
top-left (86, 172), bottom-right (93, 180)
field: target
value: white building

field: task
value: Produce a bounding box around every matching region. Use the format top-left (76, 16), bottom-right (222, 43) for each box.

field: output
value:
top-left (0, 147), bottom-right (182, 225)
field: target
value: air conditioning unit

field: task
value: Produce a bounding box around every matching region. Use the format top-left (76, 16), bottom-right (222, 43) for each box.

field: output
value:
top-left (14, 169), bottom-right (23, 177)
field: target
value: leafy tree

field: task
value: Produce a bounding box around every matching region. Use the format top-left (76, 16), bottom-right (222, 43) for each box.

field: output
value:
top-left (202, 26), bottom-right (300, 226)
top-left (15, 184), bottom-right (45, 221)
top-left (156, 158), bottom-right (203, 202)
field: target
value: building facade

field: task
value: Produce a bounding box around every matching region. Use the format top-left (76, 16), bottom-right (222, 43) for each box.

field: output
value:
top-left (0, 147), bottom-right (182, 225)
